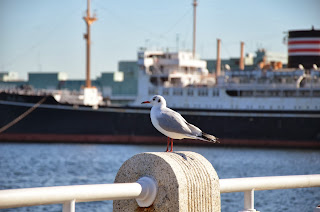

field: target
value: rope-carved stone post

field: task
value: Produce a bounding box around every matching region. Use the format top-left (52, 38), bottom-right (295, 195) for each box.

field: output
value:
top-left (113, 151), bottom-right (220, 212)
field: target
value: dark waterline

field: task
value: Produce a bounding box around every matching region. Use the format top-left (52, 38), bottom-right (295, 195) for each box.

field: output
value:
top-left (0, 143), bottom-right (319, 212)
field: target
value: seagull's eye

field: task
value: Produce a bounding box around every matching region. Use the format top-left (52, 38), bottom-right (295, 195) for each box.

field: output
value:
top-left (158, 99), bottom-right (161, 103)
top-left (153, 98), bottom-right (156, 101)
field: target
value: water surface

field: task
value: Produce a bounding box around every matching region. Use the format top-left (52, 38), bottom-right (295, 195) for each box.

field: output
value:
top-left (0, 143), bottom-right (319, 212)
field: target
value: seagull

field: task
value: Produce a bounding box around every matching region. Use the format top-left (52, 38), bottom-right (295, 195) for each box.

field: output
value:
top-left (141, 95), bottom-right (219, 152)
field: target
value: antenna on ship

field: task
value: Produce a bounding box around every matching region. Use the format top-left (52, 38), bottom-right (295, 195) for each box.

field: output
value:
top-left (192, 0), bottom-right (197, 58)
top-left (83, 0), bottom-right (97, 88)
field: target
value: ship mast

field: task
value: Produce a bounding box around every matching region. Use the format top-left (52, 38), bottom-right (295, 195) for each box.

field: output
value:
top-left (192, 0), bottom-right (197, 58)
top-left (83, 0), bottom-right (97, 88)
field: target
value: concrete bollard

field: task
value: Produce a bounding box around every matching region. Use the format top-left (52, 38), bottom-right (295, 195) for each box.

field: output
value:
top-left (113, 151), bottom-right (220, 212)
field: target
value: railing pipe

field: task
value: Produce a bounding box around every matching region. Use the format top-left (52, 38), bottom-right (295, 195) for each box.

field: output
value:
top-left (0, 176), bottom-right (157, 210)
top-left (0, 183), bottom-right (141, 209)
top-left (220, 174), bottom-right (320, 193)
top-left (220, 175), bottom-right (320, 212)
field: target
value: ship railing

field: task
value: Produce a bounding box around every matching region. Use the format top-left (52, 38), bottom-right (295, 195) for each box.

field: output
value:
top-left (150, 84), bottom-right (320, 98)
top-left (0, 174), bottom-right (319, 212)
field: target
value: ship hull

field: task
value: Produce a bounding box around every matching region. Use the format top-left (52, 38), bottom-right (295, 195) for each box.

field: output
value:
top-left (0, 97), bottom-right (319, 148)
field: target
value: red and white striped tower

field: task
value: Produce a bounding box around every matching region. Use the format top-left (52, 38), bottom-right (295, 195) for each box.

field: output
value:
top-left (288, 27), bottom-right (320, 69)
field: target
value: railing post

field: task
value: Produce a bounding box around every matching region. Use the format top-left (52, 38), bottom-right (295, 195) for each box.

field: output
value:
top-left (239, 189), bottom-right (257, 212)
top-left (113, 151), bottom-right (221, 212)
top-left (62, 199), bottom-right (75, 212)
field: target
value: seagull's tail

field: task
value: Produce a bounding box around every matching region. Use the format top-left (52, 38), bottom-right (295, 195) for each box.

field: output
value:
top-left (201, 132), bottom-right (219, 143)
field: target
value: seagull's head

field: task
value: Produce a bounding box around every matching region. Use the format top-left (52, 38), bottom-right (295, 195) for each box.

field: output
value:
top-left (141, 95), bottom-right (167, 108)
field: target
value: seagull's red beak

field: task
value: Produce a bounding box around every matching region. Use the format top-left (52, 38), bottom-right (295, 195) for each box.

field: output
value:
top-left (141, 101), bottom-right (150, 104)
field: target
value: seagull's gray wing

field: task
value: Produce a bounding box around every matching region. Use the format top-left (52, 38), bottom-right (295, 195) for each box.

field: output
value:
top-left (157, 108), bottom-right (192, 135)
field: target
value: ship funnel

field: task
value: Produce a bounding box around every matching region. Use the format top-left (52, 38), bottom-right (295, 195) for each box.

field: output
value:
top-left (288, 28), bottom-right (320, 69)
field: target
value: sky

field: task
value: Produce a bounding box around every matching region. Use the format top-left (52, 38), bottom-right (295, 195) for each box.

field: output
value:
top-left (0, 0), bottom-right (319, 80)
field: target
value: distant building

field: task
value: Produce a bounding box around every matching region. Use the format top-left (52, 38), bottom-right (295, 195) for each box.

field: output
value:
top-left (0, 72), bottom-right (20, 81)
top-left (255, 49), bottom-right (287, 65)
top-left (98, 61), bottom-right (138, 104)
top-left (28, 72), bottom-right (68, 90)
top-left (60, 80), bottom-right (99, 91)
top-left (0, 72), bottom-right (26, 89)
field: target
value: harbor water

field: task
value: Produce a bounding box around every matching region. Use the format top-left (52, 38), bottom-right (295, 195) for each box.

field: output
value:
top-left (0, 143), bottom-right (319, 212)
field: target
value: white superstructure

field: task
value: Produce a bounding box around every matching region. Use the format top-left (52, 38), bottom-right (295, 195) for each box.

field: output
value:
top-left (132, 50), bottom-right (320, 111)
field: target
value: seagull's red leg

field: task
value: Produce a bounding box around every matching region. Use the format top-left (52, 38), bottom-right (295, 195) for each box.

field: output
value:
top-left (170, 138), bottom-right (173, 152)
top-left (166, 137), bottom-right (170, 152)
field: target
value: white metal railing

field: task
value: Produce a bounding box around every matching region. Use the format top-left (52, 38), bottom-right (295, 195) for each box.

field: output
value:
top-left (0, 176), bottom-right (157, 212)
top-left (220, 174), bottom-right (320, 212)
top-left (0, 175), bottom-right (319, 211)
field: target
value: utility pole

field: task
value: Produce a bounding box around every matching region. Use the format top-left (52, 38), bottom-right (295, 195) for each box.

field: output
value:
top-left (192, 0), bottom-right (197, 58)
top-left (83, 0), bottom-right (97, 88)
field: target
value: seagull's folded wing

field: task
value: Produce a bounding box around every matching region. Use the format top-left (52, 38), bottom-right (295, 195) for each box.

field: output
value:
top-left (157, 109), bottom-right (192, 135)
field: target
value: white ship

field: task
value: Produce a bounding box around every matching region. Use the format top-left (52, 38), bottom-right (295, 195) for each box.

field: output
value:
top-left (133, 47), bottom-right (320, 113)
